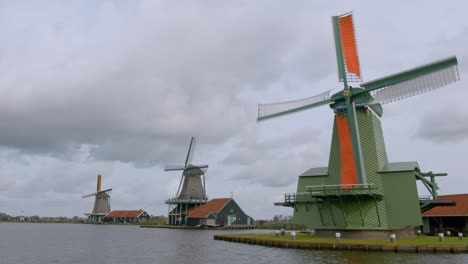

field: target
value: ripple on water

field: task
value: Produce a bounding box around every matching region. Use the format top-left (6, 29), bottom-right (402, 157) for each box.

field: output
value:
top-left (0, 223), bottom-right (467, 264)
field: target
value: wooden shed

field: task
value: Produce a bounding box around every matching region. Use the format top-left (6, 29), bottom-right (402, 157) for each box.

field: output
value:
top-left (103, 210), bottom-right (151, 223)
top-left (185, 198), bottom-right (254, 227)
top-left (422, 194), bottom-right (468, 234)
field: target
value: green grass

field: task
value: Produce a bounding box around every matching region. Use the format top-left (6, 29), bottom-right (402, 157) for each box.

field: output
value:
top-left (229, 233), bottom-right (468, 246)
top-left (140, 224), bottom-right (199, 229)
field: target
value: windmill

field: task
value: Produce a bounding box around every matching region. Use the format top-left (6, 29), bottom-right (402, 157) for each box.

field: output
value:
top-left (164, 137), bottom-right (209, 225)
top-left (82, 174), bottom-right (112, 223)
top-left (261, 12), bottom-right (460, 238)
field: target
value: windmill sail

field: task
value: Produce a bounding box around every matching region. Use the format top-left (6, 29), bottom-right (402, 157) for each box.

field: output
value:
top-left (82, 192), bottom-right (97, 198)
top-left (257, 90), bottom-right (334, 121)
top-left (333, 12), bottom-right (362, 83)
top-left (83, 175), bottom-right (112, 219)
top-left (97, 188), bottom-right (112, 194)
top-left (164, 165), bottom-right (186, 171)
top-left (185, 137), bottom-right (196, 166)
top-left (164, 137), bottom-right (208, 199)
top-left (360, 57), bottom-right (459, 104)
top-left (97, 174), bottom-right (101, 192)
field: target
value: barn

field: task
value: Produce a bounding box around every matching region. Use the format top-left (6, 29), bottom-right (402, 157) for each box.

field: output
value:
top-left (184, 198), bottom-right (254, 227)
top-left (422, 194), bottom-right (468, 234)
top-left (103, 210), bottom-right (151, 223)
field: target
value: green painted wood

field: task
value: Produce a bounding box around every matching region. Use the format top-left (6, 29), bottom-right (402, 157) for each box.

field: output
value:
top-left (380, 162), bottom-right (419, 173)
top-left (291, 106), bottom-right (430, 230)
top-left (346, 100), bottom-right (366, 184)
top-left (300, 167), bottom-right (328, 177)
top-left (381, 171), bottom-right (423, 229)
top-left (326, 116), bottom-right (342, 186)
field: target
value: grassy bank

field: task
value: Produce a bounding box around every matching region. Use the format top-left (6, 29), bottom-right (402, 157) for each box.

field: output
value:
top-left (228, 232), bottom-right (468, 246)
top-left (140, 224), bottom-right (200, 229)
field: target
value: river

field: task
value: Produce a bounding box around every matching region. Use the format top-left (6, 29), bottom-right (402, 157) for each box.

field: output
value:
top-left (0, 223), bottom-right (466, 264)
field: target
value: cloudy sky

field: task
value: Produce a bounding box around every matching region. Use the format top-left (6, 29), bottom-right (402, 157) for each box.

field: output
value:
top-left (0, 0), bottom-right (467, 219)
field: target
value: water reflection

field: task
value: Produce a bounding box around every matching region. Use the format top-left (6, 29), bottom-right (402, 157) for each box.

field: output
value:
top-left (0, 223), bottom-right (466, 264)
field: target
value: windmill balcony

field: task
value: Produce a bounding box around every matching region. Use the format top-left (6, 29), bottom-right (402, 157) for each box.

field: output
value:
top-left (276, 184), bottom-right (382, 207)
top-left (165, 198), bottom-right (208, 205)
top-left (305, 184), bottom-right (381, 197)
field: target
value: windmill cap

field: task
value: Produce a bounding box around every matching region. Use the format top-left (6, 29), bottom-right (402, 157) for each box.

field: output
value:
top-left (329, 87), bottom-right (374, 110)
top-left (183, 166), bottom-right (205, 176)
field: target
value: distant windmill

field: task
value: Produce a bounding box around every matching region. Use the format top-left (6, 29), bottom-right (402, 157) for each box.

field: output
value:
top-left (262, 12), bottom-right (459, 237)
top-left (82, 175), bottom-right (112, 223)
top-left (164, 137), bottom-right (209, 225)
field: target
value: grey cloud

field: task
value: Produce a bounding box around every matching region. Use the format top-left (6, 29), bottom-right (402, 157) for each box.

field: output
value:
top-left (1, 1), bottom-right (468, 219)
top-left (227, 148), bottom-right (322, 188)
top-left (413, 26), bottom-right (468, 143)
top-left (221, 129), bottom-right (324, 187)
top-left (418, 110), bottom-right (468, 143)
top-left (0, 1), bottom-right (334, 167)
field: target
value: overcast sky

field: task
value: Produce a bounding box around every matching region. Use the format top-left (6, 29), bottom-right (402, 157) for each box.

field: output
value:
top-left (0, 0), bottom-right (467, 219)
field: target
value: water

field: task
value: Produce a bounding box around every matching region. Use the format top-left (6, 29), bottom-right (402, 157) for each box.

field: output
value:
top-left (0, 223), bottom-right (466, 264)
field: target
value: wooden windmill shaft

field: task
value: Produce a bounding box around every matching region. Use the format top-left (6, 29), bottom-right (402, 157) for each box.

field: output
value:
top-left (260, 12), bottom-right (459, 238)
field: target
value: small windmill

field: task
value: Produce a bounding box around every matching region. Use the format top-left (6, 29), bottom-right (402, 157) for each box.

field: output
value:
top-left (164, 137), bottom-right (209, 225)
top-left (261, 12), bottom-right (460, 237)
top-left (83, 175), bottom-right (112, 223)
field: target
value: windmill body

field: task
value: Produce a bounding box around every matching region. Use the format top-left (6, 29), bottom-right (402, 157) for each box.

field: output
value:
top-left (261, 13), bottom-right (459, 238)
top-left (165, 137), bottom-right (209, 225)
top-left (83, 175), bottom-right (112, 223)
top-left (178, 166), bottom-right (207, 199)
top-left (92, 192), bottom-right (111, 215)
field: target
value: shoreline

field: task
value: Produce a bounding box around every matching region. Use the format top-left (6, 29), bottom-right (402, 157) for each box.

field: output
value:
top-left (140, 224), bottom-right (256, 230)
top-left (213, 233), bottom-right (468, 254)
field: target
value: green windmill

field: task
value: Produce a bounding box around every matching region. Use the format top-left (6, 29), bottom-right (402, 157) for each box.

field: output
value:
top-left (259, 12), bottom-right (459, 238)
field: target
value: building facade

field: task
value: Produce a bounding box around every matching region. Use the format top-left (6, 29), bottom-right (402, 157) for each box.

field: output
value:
top-left (184, 198), bottom-right (254, 227)
top-left (422, 194), bottom-right (468, 234)
top-left (103, 210), bottom-right (151, 223)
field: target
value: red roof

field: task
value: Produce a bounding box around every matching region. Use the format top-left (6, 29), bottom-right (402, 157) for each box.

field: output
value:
top-left (422, 194), bottom-right (468, 216)
top-left (178, 206), bottom-right (197, 215)
top-left (188, 198), bottom-right (231, 219)
top-left (105, 210), bottom-right (145, 218)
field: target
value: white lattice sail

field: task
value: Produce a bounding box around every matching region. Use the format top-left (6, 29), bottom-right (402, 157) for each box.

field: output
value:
top-left (361, 57), bottom-right (460, 105)
top-left (258, 90), bottom-right (334, 120)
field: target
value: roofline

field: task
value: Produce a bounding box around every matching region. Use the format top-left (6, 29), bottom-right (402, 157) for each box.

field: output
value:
top-left (378, 170), bottom-right (417, 173)
top-left (299, 174), bottom-right (328, 178)
top-left (222, 198), bottom-right (250, 218)
top-left (187, 198), bottom-right (233, 219)
top-left (423, 215), bottom-right (468, 217)
top-left (189, 211), bottom-right (216, 219)
top-left (103, 210), bottom-right (146, 218)
top-left (378, 167), bottom-right (419, 173)
top-left (436, 193), bottom-right (468, 197)
top-left (377, 161), bottom-right (420, 173)
top-left (85, 213), bottom-right (107, 216)
top-left (213, 198), bottom-right (232, 214)
top-left (299, 167), bottom-right (328, 177)
top-left (208, 211), bottom-right (216, 218)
